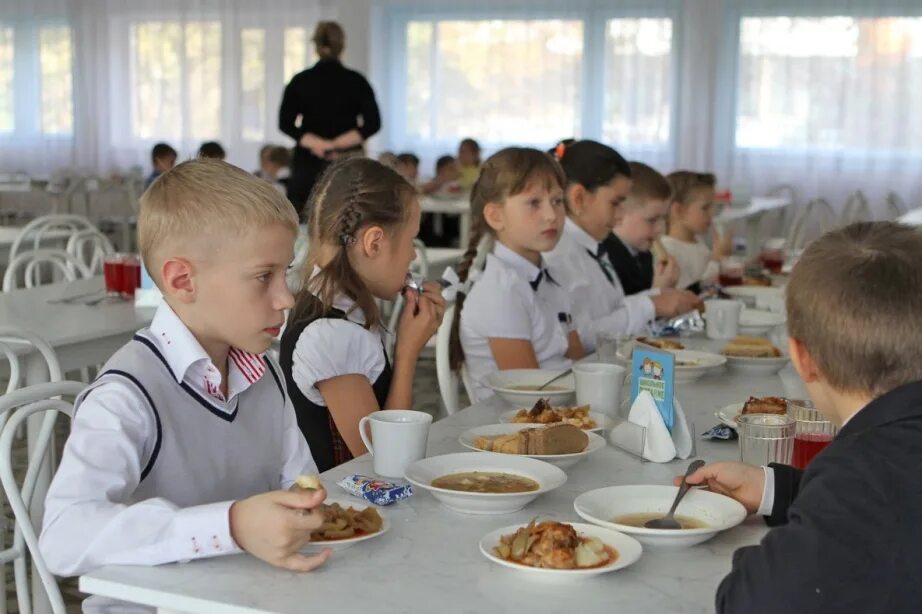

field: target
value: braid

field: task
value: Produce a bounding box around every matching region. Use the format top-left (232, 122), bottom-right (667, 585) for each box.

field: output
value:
top-left (448, 211), bottom-right (487, 371)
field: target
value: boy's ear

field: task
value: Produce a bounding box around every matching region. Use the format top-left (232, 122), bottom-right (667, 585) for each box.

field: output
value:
top-left (789, 337), bottom-right (821, 384)
top-left (483, 201), bottom-right (505, 232)
top-left (566, 184), bottom-right (586, 216)
top-left (161, 257), bottom-right (196, 303)
top-left (360, 225), bottom-right (386, 258)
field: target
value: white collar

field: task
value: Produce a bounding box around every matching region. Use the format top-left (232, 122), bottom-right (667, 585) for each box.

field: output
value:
top-left (148, 303), bottom-right (266, 391)
top-left (309, 265), bottom-right (367, 325)
top-left (491, 241), bottom-right (543, 284)
top-left (564, 217), bottom-right (600, 253)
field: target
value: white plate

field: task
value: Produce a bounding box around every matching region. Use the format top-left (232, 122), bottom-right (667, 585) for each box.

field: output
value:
top-left (458, 423), bottom-right (607, 470)
top-left (479, 522), bottom-right (642, 577)
top-left (670, 350), bottom-right (727, 382)
top-left (404, 452), bottom-right (567, 515)
top-left (715, 402), bottom-right (745, 429)
top-left (485, 369), bottom-right (576, 407)
top-left (738, 309), bottom-right (786, 336)
top-left (573, 485), bottom-right (747, 548)
top-left (723, 353), bottom-right (790, 374)
top-left (498, 408), bottom-right (615, 433)
top-left (723, 285), bottom-right (784, 306)
top-left (301, 497), bottom-right (390, 552)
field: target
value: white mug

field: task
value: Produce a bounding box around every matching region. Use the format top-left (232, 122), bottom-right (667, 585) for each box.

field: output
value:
top-left (705, 299), bottom-right (744, 339)
top-left (573, 362), bottom-right (626, 417)
top-left (358, 410), bottom-right (432, 478)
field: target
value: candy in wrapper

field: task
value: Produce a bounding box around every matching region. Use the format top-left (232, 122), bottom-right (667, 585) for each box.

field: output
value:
top-left (700, 424), bottom-right (737, 440)
top-left (337, 474), bottom-right (413, 506)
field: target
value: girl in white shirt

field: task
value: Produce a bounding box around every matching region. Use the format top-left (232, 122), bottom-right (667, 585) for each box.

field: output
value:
top-left (448, 147), bottom-right (585, 401)
top-left (280, 158), bottom-right (445, 471)
top-left (545, 141), bottom-right (699, 352)
top-left (661, 171), bottom-right (733, 290)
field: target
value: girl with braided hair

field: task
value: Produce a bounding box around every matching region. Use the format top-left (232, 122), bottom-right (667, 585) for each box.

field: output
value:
top-left (448, 147), bottom-right (584, 402)
top-left (279, 158), bottom-right (444, 471)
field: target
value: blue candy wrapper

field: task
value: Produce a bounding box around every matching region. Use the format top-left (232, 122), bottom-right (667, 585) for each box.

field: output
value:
top-left (701, 424), bottom-right (737, 440)
top-left (338, 474), bottom-right (413, 506)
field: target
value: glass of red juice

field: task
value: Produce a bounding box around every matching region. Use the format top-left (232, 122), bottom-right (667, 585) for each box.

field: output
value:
top-left (121, 254), bottom-right (142, 298)
top-left (718, 256), bottom-right (744, 287)
top-left (760, 238), bottom-right (787, 274)
top-left (103, 254), bottom-right (125, 295)
top-left (788, 400), bottom-right (837, 469)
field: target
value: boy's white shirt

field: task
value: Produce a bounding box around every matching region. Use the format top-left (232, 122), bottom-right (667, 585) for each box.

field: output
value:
top-left (545, 218), bottom-right (655, 352)
top-left (39, 303), bottom-right (317, 577)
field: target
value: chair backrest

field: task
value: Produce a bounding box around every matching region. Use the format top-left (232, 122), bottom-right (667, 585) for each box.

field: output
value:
top-left (9, 214), bottom-right (97, 264)
top-left (0, 328), bottom-right (63, 394)
top-left (787, 198), bottom-right (837, 252)
top-left (2, 249), bottom-right (91, 292)
top-left (0, 381), bottom-right (85, 614)
top-left (840, 190), bottom-right (871, 225)
top-left (885, 192), bottom-right (906, 220)
top-left (412, 239), bottom-right (431, 279)
top-left (384, 248), bottom-right (432, 358)
top-left (66, 229), bottom-right (115, 275)
top-left (434, 303), bottom-right (474, 415)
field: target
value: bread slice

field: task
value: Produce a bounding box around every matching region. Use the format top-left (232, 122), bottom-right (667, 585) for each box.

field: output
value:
top-left (637, 337), bottom-right (685, 350)
top-left (741, 396), bottom-right (787, 415)
top-left (722, 336), bottom-right (782, 358)
top-left (526, 424), bottom-right (588, 455)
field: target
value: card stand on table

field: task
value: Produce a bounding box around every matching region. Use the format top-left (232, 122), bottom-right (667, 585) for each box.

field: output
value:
top-left (608, 391), bottom-right (697, 463)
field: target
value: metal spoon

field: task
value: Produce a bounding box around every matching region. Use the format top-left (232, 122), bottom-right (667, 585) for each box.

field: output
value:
top-left (536, 368), bottom-right (572, 391)
top-left (645, 459), bottom-right (706, 530)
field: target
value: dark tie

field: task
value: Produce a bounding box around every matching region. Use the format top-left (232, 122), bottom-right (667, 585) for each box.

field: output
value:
top-left (530, 268), bottom-right (559, 292)
top-left (585, 245), bottom-right (615, 284)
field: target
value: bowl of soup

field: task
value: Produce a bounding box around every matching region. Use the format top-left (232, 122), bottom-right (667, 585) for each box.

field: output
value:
top-left (405, 452), bottom-right (567, 514)
top-left (485, 369), bottom-right (576, 407)
top-left (573, 485), bottom-right (747, 547)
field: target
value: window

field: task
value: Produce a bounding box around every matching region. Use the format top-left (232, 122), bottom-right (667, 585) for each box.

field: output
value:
top-left (0, 27), bottom-right (12, 133)
top-left (402, 19), bottom-right (584, 144)
top-left (603, 18), bottom-right (673, 146)
top-left (284, 27), bottom-right (316, 82)
top-left (40, 26), bottom-right (74, 135)
top-left (131, 21), bottom-right (221, 140)
top-left (737, 16), bottom-right (922, 152)
top-left (241, 28), bottom-right (265, 141)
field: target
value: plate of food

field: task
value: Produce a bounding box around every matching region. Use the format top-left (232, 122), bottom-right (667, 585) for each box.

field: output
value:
top-left (485, 369), bottom-right (576, 407)
top-left (499, 399), bottom-right (614, 432)
top-left (479, 520), bottom-right (642, 576)
top-left (738, 309), bottom-right (786, 336)
top-left (670, 350), bottom-right (727, 382)
top-left (573, 485), bottom-right (747, 548)
top-left (301, 497), bottom-right (390, 551)
top-left (459, 423), bottom-right (606, 470)
top-left (721, 336), bottom-right (790, 374)
top-left (723, 286), bottom-right (784, 308)
top-left (404, 452), bottom-right (567, 514)
top-left (716, 396), bottom-right (787, 429)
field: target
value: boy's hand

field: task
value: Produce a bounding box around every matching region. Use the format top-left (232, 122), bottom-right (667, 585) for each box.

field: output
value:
top-left (652, 255), bottom-right (680, 289)
top-left (675, 461), bottom-right (765, 514)
top-left (230, 489), bottom-right (332, 571)
top-left (651, 288), bottom-right (700, 318)
top-left (396, 289), bottom-right (441, 359)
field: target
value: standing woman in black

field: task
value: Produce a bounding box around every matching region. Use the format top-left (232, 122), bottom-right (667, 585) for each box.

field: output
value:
top-left (278, 21), bottom-right (382, 220)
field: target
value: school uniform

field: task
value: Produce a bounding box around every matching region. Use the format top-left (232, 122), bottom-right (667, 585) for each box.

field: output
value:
top-left (460, 242), bottom-right (573, 402)
top-left (718, 380), bottom-right (922, 613)
top-left (280, 282), bottom-right (391, 472)
top-left (39, 303), bottom-right (315, 611)
top-left (660, 235), bottom-right (718, 289)
top-left (604, 231), bottom-right (654, 296)
top-left (545, 218), bottom-right (656, 353)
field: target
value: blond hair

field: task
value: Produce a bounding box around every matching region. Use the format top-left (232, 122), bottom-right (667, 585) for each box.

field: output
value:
top-left (787, 222), bottom-right (922, 397)
top-left (313, 21), bottom-right (345, 59)
top-left (623, 161), bottom-right (672, 210)
top-left (138, 158), bottom-right (298, 283)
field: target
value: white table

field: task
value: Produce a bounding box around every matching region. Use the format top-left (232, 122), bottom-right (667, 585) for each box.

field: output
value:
top-left (715, 197), bottom-right (790, 257)
top-left (0, 277), bottom-right (155, 612)
top-left (420, 196), bottom-right (471, 249)
top-left (80, 344), bottom-right (809, 613)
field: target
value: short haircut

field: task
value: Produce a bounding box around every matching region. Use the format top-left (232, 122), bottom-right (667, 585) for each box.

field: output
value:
top-left (197, 141), bottom-right (226, 160)
top-left (151, 143), bottom-right (177, 165)
top-left (313, 21), bottom-right (345, 59)
top-left (786, 221), bottom-right (922, 397)
top-left (138, 158), bottom-right (298, 285)
top-left (267, 146), bottom-right (290, 167)
top-left (436, 155), bottom-right (456, 173)
top-left (397, 152), bottom-right (419, 167)
top-left (623, 161), bottom-right (672, 210)
top-left (666, 170), bottom-right (716, 204)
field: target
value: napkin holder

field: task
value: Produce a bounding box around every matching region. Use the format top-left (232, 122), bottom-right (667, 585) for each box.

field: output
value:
top-left (608, 390), bottom-right (695, 462)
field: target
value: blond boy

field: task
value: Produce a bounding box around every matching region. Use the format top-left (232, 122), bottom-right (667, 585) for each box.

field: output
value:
top-left (682, 222), bottom-right (922, 612)
top-left (40, 160), bottom-right (329, 610)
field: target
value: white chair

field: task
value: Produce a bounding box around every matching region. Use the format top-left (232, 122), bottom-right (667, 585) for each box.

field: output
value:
top-left (2, 249), bottom-right (92, 292)
top-left (9, 214), bottom-right (97, 265)
top-left (787, 198), bottom-right (837, 253)
top-left (840, 190), bottom-right (871, 225)
top-left (434, 303), bottom-right (474, 416)
top-left (885, 192), bottom-right (906, 220)
top-left (0, 328), bottom-right (64, 395)
top-left (412, 239), bottom-right (431, 279)
top-left (384, 242), bottom-right (433, 358)
top-left (0, 381), bottom-right (86, 614)
top-left (66, 229), bottom-right (115, 275)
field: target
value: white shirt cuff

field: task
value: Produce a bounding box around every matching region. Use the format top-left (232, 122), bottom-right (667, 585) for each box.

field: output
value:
top-left (173, 501), bottom-right (242, 562)
top-left (756, 466), bottom-right (775, 517)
